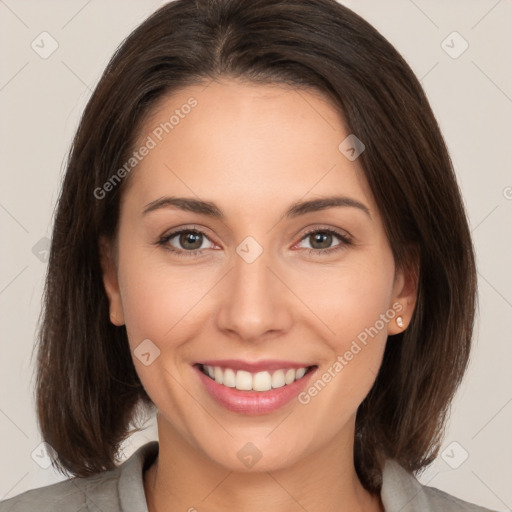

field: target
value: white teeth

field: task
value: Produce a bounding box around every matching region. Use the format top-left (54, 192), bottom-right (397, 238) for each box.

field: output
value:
top-left (214, 366), bottom-right (223, 384)
top-left (202, 365), bottom-right (310, 391)
top-left (253, 371), bottom-right (272, 391)
top-left (271, 370), bottom-right (286, 388)
top-left (236, 370), bottom-right (253, 391)
top-left (295, 367), bottom-right (306, 379)
top-left (223, 368), bottom-right (236, 388)
top-left (285, 369), bottom-right (296, 385)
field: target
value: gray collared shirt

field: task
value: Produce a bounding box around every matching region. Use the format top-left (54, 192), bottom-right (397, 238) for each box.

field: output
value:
top-left (0, 441), bottom-right (496, 511)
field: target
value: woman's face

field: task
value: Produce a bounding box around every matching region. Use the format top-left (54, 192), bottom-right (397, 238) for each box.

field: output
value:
top-left (101, 79), bottom-right (415, 472)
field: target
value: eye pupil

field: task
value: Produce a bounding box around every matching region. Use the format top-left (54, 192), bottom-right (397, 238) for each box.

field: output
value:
top-left (180, 232), bottom-right (202, 250)
top-left (311, 232), bottom-right (332, 249)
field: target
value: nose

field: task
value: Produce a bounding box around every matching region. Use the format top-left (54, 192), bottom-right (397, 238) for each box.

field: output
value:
top-left (215, 246), bottom-right (293, 343)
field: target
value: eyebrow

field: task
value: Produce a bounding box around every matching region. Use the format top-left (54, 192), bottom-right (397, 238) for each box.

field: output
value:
top-left (142, 195), bottom-right (372, 220)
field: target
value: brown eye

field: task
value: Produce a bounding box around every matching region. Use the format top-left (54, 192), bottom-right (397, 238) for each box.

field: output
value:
top-left (157, 228), bottom-right (215, 257)
top-left (308, 231), bottom-right (334, 250)
top-left (296, 228), bottom-right (352, 256)
top-left (178, 231), bottom-right (204, 250)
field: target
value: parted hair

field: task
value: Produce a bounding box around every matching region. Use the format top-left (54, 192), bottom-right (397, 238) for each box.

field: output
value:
top-left (34, 0), bottom-right (477, 492)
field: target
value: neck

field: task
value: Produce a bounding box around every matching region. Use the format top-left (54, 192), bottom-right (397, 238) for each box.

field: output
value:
top-left (143, 415), bottom-right (383, 512)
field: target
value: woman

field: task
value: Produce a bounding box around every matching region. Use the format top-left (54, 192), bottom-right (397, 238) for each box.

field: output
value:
top-left (0, 0), bottom-right (496, 510)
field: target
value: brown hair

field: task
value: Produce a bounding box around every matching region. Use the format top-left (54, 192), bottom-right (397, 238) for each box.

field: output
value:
top-left (34, 0), bottom-right (477, 492)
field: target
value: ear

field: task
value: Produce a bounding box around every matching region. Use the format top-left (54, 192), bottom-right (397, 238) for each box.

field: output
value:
top-left (387, 247), bottom-right (419, 335)
top-left (99, 235), bottom-right (125, 326)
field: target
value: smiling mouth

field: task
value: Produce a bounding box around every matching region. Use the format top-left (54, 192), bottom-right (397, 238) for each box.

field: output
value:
top-left (196, 363), bottom-right (317, 392)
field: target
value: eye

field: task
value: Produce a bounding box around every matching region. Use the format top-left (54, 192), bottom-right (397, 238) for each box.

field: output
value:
top-left (295, 228), bottom-right (352, 256)
top-left (156, 226), bottom-right (352, 258)
top-left (157, 228), bottom-right (215, 257)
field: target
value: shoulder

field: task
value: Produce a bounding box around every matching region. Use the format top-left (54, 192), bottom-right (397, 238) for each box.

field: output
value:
top-left (0, 472), bottom-right (115, 512)
top-left (381, 459), bottom-right (497, 512)
top-left (0, 441), bottom-right (159, 512)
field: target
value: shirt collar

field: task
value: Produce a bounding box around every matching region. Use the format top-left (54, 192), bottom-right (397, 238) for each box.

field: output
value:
top-left (117, 441), bottom-right (434, 512)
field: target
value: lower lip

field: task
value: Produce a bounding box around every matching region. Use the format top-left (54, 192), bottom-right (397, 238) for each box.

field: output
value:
top-left (194, 365), bottom-right (317, 415)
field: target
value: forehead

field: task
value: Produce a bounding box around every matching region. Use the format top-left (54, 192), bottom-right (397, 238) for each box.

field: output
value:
top-left (124, 79), bottom-right (375, 217)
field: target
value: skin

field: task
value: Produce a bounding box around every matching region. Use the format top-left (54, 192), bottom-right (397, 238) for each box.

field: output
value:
top-left (100, 79), bottom-right (417, 512)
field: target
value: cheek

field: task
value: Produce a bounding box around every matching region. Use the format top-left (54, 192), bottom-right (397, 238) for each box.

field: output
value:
top-left (115, 256), bottom-right (199, 411)
top-left (302, 255), bottom-right (396, 345)
top-left (114, 215), bottom-right (215, 342)
top-left (298, 251), bottom-right (395, 400)
top-left (119, 265), bottom-right (203, 348)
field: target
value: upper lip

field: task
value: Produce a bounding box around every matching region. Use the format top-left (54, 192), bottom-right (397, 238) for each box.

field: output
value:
top-left (195, 359), bottom-right (316, 373)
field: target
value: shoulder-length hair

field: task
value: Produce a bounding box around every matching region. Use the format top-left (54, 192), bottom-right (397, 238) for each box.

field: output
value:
top-left (34, 0), bottom-right (477, 492)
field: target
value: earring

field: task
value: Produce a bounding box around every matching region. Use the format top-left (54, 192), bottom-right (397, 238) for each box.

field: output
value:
top-left (396, 316), bottom-right (404, 328)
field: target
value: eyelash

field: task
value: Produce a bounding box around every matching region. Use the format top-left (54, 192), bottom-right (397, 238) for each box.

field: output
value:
top-left (156, 226), bottom-right (352, 258)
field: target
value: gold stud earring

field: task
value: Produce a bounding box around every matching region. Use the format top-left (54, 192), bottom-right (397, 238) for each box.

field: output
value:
top-left (396, 316), bottom-right (404, 328)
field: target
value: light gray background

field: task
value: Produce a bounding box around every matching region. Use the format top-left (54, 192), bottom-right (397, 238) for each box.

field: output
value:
top-left (0, 0), bottom-right (511, 509)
